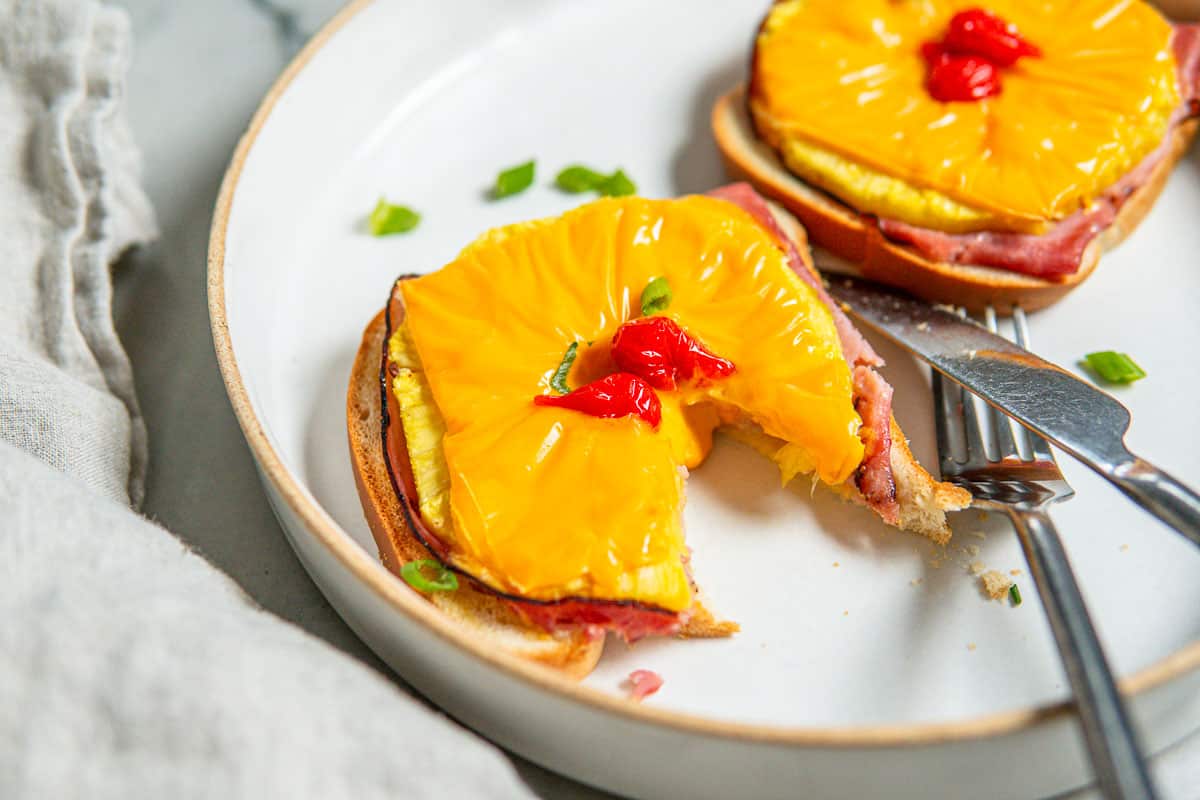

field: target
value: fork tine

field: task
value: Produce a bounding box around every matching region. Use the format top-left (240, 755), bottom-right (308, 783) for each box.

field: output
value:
top-left (951, 308), bottom-right (990, 463)
top-left (931, 371), bottom-right (961, 475)
top-left (960, 380), bottom-right (989, 462)
top-left (1011, 306), bottom-right (1057, 464)
top-left (984, 305), bottom-right (1021, 460)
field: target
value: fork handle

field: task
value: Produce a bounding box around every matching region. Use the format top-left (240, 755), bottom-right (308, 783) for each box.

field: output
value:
top-left (1110, 457), bottom-right (1200, 549)
top-left (1008, 507), bottom-right (1159, 800)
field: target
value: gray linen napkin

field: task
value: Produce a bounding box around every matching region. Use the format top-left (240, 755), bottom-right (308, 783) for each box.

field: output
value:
top-left (0, 0), bottom-right (153, 506)
top-left (0, 3), bottom-right (536, 797)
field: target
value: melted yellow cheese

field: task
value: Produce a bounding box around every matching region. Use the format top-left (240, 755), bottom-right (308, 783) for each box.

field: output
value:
top-left (752, 0), bottom-right (1180, 229)
top-left (396, 197), bottom-right (864, 611)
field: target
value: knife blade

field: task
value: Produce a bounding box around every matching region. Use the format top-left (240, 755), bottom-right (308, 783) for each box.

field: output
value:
top-left (826, 276), bottom-right (1200, 547)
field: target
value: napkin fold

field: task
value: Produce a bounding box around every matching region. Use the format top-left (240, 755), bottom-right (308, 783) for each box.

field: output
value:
top-left (0, 3), bottom-right (536, 797)
top-left (0, 0), bottom-right (154, 506)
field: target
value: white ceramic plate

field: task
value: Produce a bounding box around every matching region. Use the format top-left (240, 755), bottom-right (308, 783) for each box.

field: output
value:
top-left (209, 1), bottom-right (1200, 797)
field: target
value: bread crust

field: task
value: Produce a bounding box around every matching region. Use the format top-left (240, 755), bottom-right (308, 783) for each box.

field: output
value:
top-left (713, 86), bottom-right (1199, 313)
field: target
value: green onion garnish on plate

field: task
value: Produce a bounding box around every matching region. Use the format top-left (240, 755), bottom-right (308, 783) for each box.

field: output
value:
top-left (555, 165), bottom-right (610, 193)
top-left (368, 197), bottom-right (420, 236)
top-left (400, 559), bottom-right (458, 592)
top-left (1084, 351), bottom-right (1146, 385)
top-left (1009, 583), bottom-right (1022, 607)
top-left (599, 168), bottom-right (637, 197)
top-left (555, 165), bottom-right (637, 197)
top-left (494, 159), bottom-right (536, 199)
top-left (550, 341), bottom-right (579, 395)
top-left (640, 276), bottom-right (672, 316)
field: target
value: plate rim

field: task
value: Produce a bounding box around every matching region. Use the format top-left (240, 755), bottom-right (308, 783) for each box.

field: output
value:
top-left (206, 0), bottom-right (1200, 747)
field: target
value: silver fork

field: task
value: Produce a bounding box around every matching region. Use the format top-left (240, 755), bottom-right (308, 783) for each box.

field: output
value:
top-left (933, 306), bottom-right (1158, 800)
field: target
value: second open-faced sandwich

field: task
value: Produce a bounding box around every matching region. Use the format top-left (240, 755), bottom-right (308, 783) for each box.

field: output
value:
top-left (714, 0), bottom-right (1200, 311)
top-left (348, 184), bottom-right (969, 678)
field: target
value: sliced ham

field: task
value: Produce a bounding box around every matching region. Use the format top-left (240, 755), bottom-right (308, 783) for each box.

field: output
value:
top-left (876, 24), bottom-right (1200, 279)
top-left (852, 366), bottom-right (899, 525)
top-left (506, 599), bottom-right (682, 643)
top-left (1174, 24), bottom-right (1200, 108)
top-left (878, 200), bottom-right (1112, 279)
top-left (709, 183), bottom-right (899, 524)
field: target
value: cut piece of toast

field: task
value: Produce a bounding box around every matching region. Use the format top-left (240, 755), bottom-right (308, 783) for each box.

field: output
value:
top-left (713, 86), bottom-right (1199, 313)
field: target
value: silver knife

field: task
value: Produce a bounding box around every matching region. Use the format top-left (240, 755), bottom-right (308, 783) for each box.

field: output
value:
top-left (826, 276), bottom-right (1200, 547)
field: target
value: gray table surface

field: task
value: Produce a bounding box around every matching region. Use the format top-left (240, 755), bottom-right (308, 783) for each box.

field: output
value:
top-left (108, 2), bottom-right (1197, 798)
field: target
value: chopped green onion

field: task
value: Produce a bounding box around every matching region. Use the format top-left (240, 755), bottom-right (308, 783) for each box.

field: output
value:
top-left (555, 165), bottom-right (609, 193)
top-left (554, 165), bottom-right (638, 197)
top-left (400, 559), bottom-right (458, 592)
top-left (494, 159), bottom-right (536, 199)
top-left (1084, 351), bottom-right (1146, 384)
top-left (369, 197), bottom-right (420, 236)
top-left (640, 276), bottom-right (672, 316)
top-left (599, 168), bottom-right (637, 197)
top-left (1009, 583), bottom-right (1022, 607)
top-left (550, 341), bottom-right (579, 394)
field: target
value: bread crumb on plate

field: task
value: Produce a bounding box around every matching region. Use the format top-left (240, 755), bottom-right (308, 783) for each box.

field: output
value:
top-left (980, 570), bottom-right (1013, 601)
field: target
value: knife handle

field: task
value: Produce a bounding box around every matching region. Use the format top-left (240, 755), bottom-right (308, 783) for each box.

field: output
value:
top-left (1112, 458), bottom-right (1200, 549)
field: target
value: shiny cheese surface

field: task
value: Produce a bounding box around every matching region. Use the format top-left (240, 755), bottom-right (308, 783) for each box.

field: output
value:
top-left (397, 197), bottom-right (864, 611)
top-left (751, 0), bottom-right (1180, 228)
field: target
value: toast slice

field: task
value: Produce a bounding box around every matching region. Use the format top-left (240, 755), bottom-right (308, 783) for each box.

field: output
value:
top-left (348, 199), bottom-right (968, 678)
top-left (713, 86), bottom-right (1199, 313)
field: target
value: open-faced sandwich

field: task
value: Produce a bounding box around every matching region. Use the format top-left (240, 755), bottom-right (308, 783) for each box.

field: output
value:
top-left (714, 1), bottom-right (1200, 311)
top-left (348, 185), bottom-right (969, 678)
